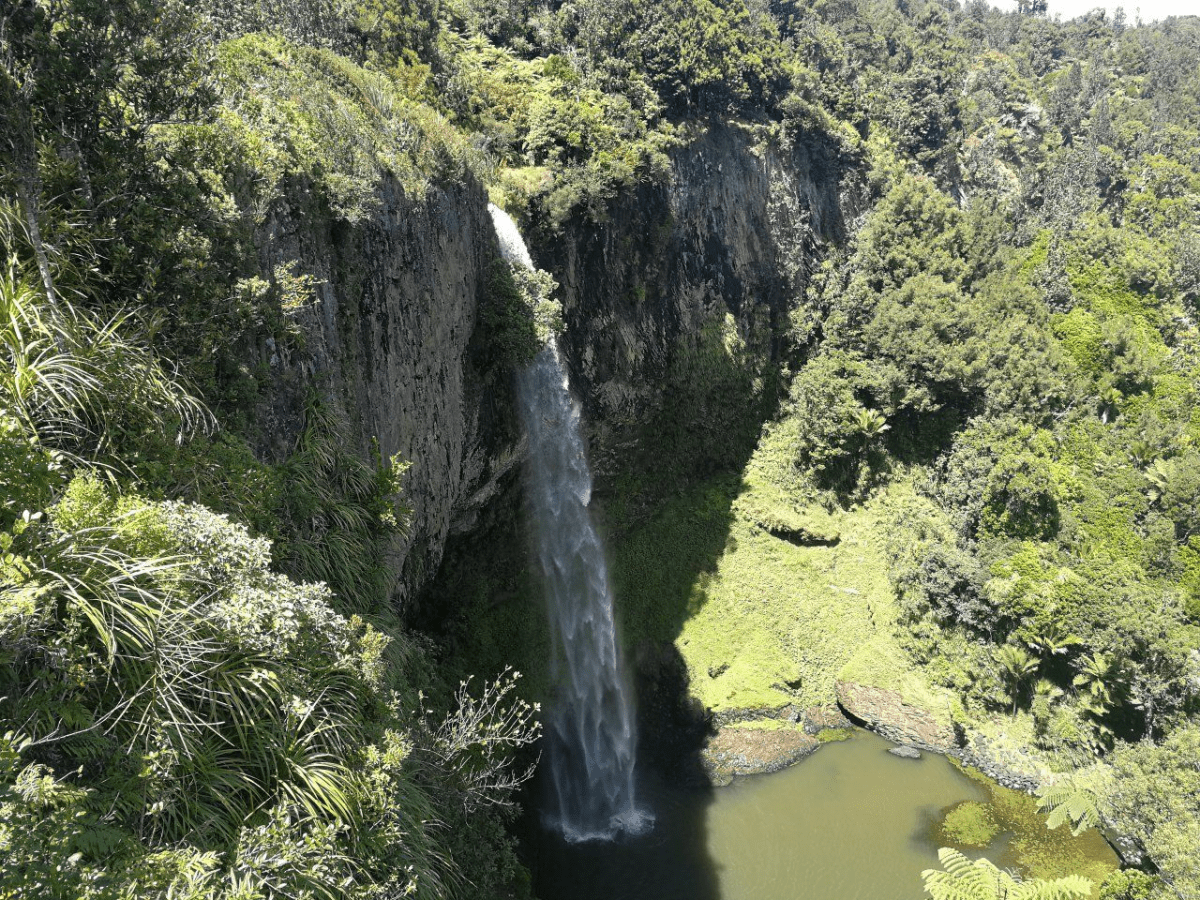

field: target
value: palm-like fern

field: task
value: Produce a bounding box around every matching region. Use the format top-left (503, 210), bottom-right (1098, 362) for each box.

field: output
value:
top-left (994, 644), bottom-right (1039, 713)
top-left (1072, 651), bottom-right (1122, 714)
top-left (853, 407), bottom-right (890, 440)
top-left (1, 495), bottom-right (374, 852)
top-left (1037, 768), bottom-right (1112, 837)
top-left (1145, 458), bottom-right (1173, 506)
top-left (1038, 783), bottom-right (1102, 836)
top-left (1097, 386), bottom-right (1123, 424)
top-left (922, 848), bottom-right (1093, 900)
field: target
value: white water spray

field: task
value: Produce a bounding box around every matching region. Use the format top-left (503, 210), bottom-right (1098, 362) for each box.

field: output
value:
top-left (488, 204), bottom-right (651, 843)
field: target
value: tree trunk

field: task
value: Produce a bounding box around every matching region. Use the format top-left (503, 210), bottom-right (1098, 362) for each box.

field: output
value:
top-left (5, 87), bottom-right (58, 308)
top-left (14, 162), bottom-right (57, 308)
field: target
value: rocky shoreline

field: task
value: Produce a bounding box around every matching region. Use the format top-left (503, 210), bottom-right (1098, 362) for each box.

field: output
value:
top-left (700, 703), bottom-right (853, 785)
top-left (700, 682), bottom-right (1060, 793)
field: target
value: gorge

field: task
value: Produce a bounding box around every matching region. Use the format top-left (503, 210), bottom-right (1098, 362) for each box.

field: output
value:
top-left (3, 3), bottom-right (1199, 899)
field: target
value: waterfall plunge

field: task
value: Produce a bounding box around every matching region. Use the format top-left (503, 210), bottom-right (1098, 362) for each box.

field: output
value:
top-left (489, 204), bottom-right (651, 843)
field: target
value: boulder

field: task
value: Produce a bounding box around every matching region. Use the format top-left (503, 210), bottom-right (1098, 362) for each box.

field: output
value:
top-left (835, 680), bottom-right (958, 753)
top-left (701, 725), bottom-right (820, 786)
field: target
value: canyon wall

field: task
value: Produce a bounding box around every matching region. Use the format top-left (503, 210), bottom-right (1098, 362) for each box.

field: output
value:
top-left (246, 122), bottom-right (851, 607)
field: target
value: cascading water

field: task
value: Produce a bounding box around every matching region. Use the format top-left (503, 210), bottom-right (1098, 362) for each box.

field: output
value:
top-left (488, 203), bottom-right (651, 843)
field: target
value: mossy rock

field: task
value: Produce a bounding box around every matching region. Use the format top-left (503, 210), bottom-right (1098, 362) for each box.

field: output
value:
top-left (816, 727), bottom-right (854, 743)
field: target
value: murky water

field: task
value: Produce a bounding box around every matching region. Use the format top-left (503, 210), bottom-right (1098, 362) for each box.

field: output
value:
top-left (527, 730), bottom-right (1115, 900)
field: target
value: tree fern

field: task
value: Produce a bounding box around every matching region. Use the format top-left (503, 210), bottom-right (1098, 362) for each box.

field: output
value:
top-left (1037, 770), bottom-right (1111, 837)
top-left (923, 848), bottom-right (1093, 900)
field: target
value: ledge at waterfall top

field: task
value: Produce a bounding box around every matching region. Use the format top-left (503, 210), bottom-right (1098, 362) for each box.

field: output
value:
top-left (489, 205), bottom-right (653, 842)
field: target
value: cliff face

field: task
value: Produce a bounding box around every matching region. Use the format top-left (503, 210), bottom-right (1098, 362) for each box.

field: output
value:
top-left (249, 122), bottom-right (850, 609)
top-left (531, 122), bottom-right (850, 482)
top-left (249, 174), bottom-right (522, 605)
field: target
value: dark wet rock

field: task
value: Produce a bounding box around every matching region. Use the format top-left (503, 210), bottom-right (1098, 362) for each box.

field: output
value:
top-left (712, 704), bottom-right (804, 727)
top-left (888, 745), bottom-right (922, 759)
top-left (1102, 823), bottom-right (1148, 868)
top-left (253, 175), bottom-right (521, 609)
top-left (534, 122), bottom-right (852, 495)
top-left (259, 122), bottom-right (851, 616)
top-left (953, 733), bottom-right (1045, 793)
top-left (764, 523), bottom-right (840, 547)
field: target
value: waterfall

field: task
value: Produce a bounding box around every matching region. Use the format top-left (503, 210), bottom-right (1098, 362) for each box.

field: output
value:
top-left (489, 204), bottom-right (651, 843)
top-left (488, 203), bottom-right (536, 271)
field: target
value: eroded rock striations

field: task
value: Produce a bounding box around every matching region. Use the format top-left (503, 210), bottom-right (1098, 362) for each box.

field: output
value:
top-left (250, 174), bottom-right (522, 606)
top-left (836, 681), bottom-right (959, 753)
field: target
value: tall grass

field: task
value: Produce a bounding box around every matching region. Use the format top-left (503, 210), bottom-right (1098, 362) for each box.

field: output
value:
top-left (0, 254), bottom-right (212, 466)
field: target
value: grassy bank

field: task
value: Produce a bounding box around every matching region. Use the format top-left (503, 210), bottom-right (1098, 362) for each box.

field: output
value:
top-left (608, 420), bottom-right (941, 717)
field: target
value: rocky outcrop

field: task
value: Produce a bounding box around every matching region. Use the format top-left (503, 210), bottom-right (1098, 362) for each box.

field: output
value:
top-left (701, 724), bottom-right (820, 786)
top-left (803, 704), bottom-right (854, 734)
top-left (836, 680), bottom-right (959, 753)
top-left (697, 704), bottom-right (855, 785)
top-left (530, 122), bottom-right (850, 482)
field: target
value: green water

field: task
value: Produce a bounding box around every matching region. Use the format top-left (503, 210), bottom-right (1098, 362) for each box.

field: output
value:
top-left (707, 731), bottom-right (985, 899)
top-left (528, 730), bottom-right (1117, 900)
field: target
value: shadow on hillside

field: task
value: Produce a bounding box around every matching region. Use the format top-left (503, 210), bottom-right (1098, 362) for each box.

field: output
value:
top-left (883, 405), bottom-right (967, 468)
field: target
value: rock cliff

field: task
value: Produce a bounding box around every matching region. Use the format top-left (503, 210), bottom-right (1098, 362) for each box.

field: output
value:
top-left (532, 122), bottom-right (849, 483)
top-left (249, 174), bottom-right (522, 605)
top-left (246, 121), bottom-right (849, 609)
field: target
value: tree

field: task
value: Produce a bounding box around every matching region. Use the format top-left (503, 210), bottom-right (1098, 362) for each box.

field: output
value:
top-left (1145, 453), bottom-right (1200, 541)
top-left (1108, 727), bottom-right (1200, 897)
top-left (785, 350), bottom-right (891, 493)
top-left (981, 446), bottom-right (1060, 540)
top-left (862, 274), bottom-right (987, 415)
top-left (995, 643), bottom-right (1040, 713)
top-left (1, 0), bottom-right (59, 305)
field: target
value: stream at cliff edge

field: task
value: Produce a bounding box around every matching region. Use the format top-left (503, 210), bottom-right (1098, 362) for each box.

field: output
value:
top-left (524, 729), bottom-right (1116, 900)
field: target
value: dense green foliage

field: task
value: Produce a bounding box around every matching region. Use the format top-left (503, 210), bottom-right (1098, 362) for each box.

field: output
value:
top-left (1, 5), bottom-right (542, 896)
top-left (923, 847), bottom-right (1092, 900)
top-left (0, 263), bottom-right (539, 897)
top-left (4, 0), bottom-right (1200, 896)
top-left (777, 5), bottom-right (1200, 895)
